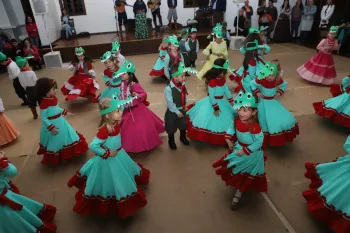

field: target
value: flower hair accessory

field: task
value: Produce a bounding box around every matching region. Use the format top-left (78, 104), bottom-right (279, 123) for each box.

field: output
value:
top-left (112, 60), bottom-right (136, 80)
top-left (100, 51), bottom-right (113, 63)
top-left (168, 35), bottom-right (179, 47)
top-left (329, 26), bottom-right (338, 34)
top-left (111, 41), bottom-right (121, 53)
top-left (233, 90), bottom-right (258, 110)
top-left (171, 61), bottom-right (198, 77)
top-left (75, 47), bottom-right (85, 56)
top-left (99, 94), bottom-right (138, 115)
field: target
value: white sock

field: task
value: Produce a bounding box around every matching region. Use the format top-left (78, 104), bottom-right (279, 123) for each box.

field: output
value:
top-left (232, 190), bottom-right (242, 204)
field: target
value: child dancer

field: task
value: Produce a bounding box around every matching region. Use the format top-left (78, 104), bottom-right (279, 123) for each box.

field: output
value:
top-left (111, 41), bottom-right (126, 66)
top-left (230, 40), bottom-right (260, 93)
top-left (95, 51), bottom-right (120, 101)
top-left (67, 96), bottom-right (150, 218)
top-left (297, 26), bottom-right (340, 85)
top-left (187, 59), bottom-right (235, 146)
top-left (188, 28), bottom-right (199, 68)
top-left (313, 75), bottom-right (350, 127)
top-left (330, 74), bottom-right (350, 97)
top-left (197, 26), bottom-right (228, 80)
top-left (212, 90), bottom-right (267, 209)
top-left (0, 97), bottom-right (20, 146)
top-left (61, 47), bottom-right (99, 101)
top-left (179, 29), bottom-right (190, 67)
top-left (251, 61), bottom-right (299, 148)
top-left (302, 135), bottom-right (350, 233)
top-left (149, 35), bottom-right (169, 77)
top-left (164, 35), bottom-right (184, 82)
top-left (222, 22), bottom-right (231, 48)
top-left (114, 60), bottom-right (165, 153)
top-left (16, 56), bottom-right (38, 119)
top-left (0, 151), bottom-right (57, 233)
top-left (36, 78), bottom-right (88, 166)
top-left (164, 62), bottom-right (198, 150)
top-left (0, 52), bottom-right (28, 106)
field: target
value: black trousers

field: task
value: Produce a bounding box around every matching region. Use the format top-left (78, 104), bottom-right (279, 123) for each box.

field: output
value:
top-left (13, 78), bottom-right (27, 99)
top-left (26, 86), bottom-right (38, 107)
top-left (152, 8), bottom-right (162, 27)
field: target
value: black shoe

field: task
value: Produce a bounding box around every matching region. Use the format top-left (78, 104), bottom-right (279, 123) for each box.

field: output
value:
top-left (180, 130), bottom-right (190, 146)
top-left (168, 134), bottom-right (177, 150)
top-left (21, 102), bottom-right (28, 106)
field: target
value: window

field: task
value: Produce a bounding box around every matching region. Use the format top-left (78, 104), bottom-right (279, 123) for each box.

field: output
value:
top-left (183, 0), bottom-right (199, 8)
top-left (59, 0), bottom-right (86, 16)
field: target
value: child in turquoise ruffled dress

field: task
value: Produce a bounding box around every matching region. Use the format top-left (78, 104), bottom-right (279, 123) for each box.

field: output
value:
top-left (67, 96), bottom-right (150, 218)
top-left (149, 35), bottom-right (169, 78)
top-left (313, 74), bottom-right (350, 128)
top-left (212, 91), bottom-right (267, 209)
top-left (36, 78), bottom-right (89, 166)
top-left (187, 58), bottom-right (235, 146)
top-left (251, 61), bottom-right (299, 148)
top-left (93, 51), bottom-right (121, 102)
top-left (0, 151), bottom-right (57, 233)
top-left (303, 135), bottom-right (350, 233)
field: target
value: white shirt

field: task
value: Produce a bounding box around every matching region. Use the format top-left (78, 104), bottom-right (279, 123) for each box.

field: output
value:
top-left (320, 5), bottom-right (334, 27)
top-left (18, 70), bottom-right (37, 88)
top-left (0, 97), bottom-right (4, 112)
top-left (117, 53), bottom-right (126, 66)
top-left (7, 60), bottom-right (21, 80)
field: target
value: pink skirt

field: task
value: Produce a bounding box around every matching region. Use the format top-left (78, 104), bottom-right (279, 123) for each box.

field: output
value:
top-left (297, 52), bottom-right (337, 85)
top-left (121, 103), bottom-right (165, 153)
top-left (0, 114), bottom-right (20, 146)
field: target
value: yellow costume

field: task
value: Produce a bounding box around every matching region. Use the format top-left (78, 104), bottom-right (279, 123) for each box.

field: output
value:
top-left (197, 41), bottom-right (228, 80)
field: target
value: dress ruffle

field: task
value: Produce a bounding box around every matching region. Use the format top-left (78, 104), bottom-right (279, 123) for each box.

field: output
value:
top-left (37, 133), bottom-right (88, 166)
top-left (313, 101), bottom-right (350, 127)
top-left (67, 163), bottom-right (150, 218)
top-left (149, 68), bottom-right (165, 77)
top-left (212, 151), bottom-right (268, 192)
top-left (262, 124), bottom-right (299, 148)
top-left (0, 114), bottom-right (20, 146)
top-left (303, 162), bottom-right (350, 233)
top-left (330, 84), bottom-right (343, 97)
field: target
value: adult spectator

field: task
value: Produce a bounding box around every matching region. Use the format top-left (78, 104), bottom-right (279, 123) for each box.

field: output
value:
top-left (133, 0), bottom-right (149, 39)
top-left (291, 0), bottom-right (303, 43)
top-left (300, 0), bottom-right (317, 44)
top-left (234, 8), bottom-right (248, 36)
top-left (61, 9), bottom-right (73, 40)
top-left (319, 0), bottom-right (335, 38)
top-left (211, 0), bottom-right (227, 25)
top-left (266, 0), bottom-right (277, 42)
top-left (338, 20), bottom-right (350, 55)
top-left (257, 1), bottom-right (270, 29)
top-left (25, 16), bottom-right (40, 48)
top-left (241, 0), bottom-right (253, 28)
top-left (23, 38), bottom-right (42, 70)
top-left (273, 0), bottom-right (291, 43)
top-left (167, 0), bottom-right (178, 29)
top-left (8, 39), bottom-right (24, 60)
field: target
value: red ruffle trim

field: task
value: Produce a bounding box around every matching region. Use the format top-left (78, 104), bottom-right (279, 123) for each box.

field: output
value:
top-left (313, 101), bottom-right (350, 127)
top-left (36, 204), bottom-right (57, 233)
top-left (262, 124), bottom-right (299, 149)
top-left (67, 163), bottom-right (150, 218)
top-left (9, 181), bottom-right (20, 194)
top-left (330, 84), bottom-right (343, 97)
top-left (212, 150), bottom-right (267, 192)
top-left (37, 133), bottom-right (88, 166)
top-left (302, 162), bottom-right (350, 233)
top-left (149, 69), bottom-right (165, 77)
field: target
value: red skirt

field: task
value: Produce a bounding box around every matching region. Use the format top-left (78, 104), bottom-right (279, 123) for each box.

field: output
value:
top-left (37, 133), bottom-right (89, 166)
top-left (212, 151), bottom-right (268, 193)
top-left (302, 162), bottom-right (350, 233)
top-left (68, 163), bottom-right (150, 218)
top-left (313, 101), bottom-right (350, 127)
top-left (149, 68), bottom-right (165, 77)
top-left (330, 84), bottom-right (344, 97)
top-left (61, 73), bottom-right (99, 101)
top-left (262, 124), bottom-right (299, 149)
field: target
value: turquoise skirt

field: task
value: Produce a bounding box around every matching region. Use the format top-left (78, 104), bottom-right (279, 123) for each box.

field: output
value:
top-left (68, 149), bottom-right (150, 218)
top-left (0, 189), bottom-right (56, 233)
top-left (187, 97), bottom-right (234, 145)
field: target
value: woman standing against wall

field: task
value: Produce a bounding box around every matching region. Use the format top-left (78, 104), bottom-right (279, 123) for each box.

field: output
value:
top-left (273, 0), bottom-right (291, 42)
top-left (61, 9), bottom-right (73, 40)
top-left (25, 16), bottom-right (40, 48)
top-left (291, 0), bottom-right (304, 43)
top-left (300, 0), bottom-right (317, 44)
top-left (319, 0), bottom-right (335, 38)
top-left (133, 0), bottom-right (149, 39)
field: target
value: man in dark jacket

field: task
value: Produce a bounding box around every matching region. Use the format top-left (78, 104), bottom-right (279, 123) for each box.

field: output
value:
top-left (167, 0), bottom-right (177, 29)
top-left (211, 0), bottom-right (227, 25)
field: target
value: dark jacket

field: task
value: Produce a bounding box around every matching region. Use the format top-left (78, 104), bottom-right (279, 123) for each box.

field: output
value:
top-left (214, 0), bottom-right (227, 12)
top-left (242, 5), bottom-right (253, 19)
top-left (167, 0), bottom-right (177, 8)
top-left (267, 6), bottom-right (278, 21)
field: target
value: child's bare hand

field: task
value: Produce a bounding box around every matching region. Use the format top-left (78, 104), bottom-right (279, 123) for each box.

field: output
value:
top-left (236, 149), bottom-right (245, 156)
top-left (51, 128), bottom-right (59, 135)
top-left (214, 109), bottom-right (221, 116)
top-left (177, 112), bottom-right (184, 118)
top-left (226, 139), bottom-right (234, 149)
top-left (0, 151), bottom-right (6, 158)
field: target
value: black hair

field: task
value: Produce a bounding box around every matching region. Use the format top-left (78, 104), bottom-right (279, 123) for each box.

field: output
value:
top-left (35, 77), bottom-right (57, 104)
top-left (72, 53), bottom-right (93, 63)
top-left (25, 16), bottom-right (34, 24)
top-left (10, 39), bottom-right (17, 44)
top-left (243, 50), bottom-right (258, 71)
top-left (296, 0), bottom-right (304, 10)
top-left (127, 72), bottom-right (139, 83)
top-left (282, 0), bottom-right (290, 9)
top-left (203, 58), bottom-right (227, 85)
top-left (23, 38), bottom-right (33, 48)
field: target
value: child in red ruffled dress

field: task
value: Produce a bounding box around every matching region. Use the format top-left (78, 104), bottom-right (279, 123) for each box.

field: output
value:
top-left (297, 26), bottom-right (340, 85)
top-left (0, 97), bottom-right (20, 147)
top-left (61, 47), bottom-right (99, 101)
